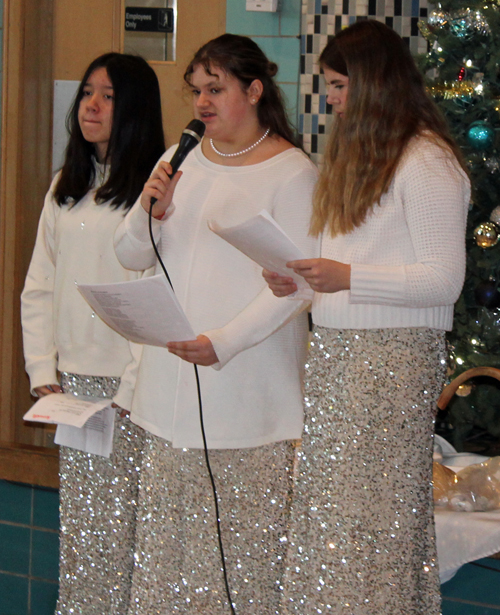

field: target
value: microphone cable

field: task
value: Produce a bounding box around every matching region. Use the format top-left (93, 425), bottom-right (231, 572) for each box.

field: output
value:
top-left (148, 203), bottom-right (237, 615)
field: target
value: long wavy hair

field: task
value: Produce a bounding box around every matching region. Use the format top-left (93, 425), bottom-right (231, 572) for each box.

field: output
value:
top-left (54, 53), bottom-right (165, 210)
top-left (312, 20), bottom-right (466, 237)
top-left (183, 33), bottom-right (300, 147)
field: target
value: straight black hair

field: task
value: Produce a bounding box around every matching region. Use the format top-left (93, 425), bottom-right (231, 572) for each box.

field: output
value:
top-left (54, 52), bottom-right (165, 210)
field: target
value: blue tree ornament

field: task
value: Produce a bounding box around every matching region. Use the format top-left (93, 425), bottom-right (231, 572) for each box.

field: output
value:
top-left (467, 121), bottom-right (495, 150)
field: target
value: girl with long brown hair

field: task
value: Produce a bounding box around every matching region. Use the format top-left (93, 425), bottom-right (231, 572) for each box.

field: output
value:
top-left (114, 34), bottom-right (318, 614)
top-left (265, 20), bottom-right (470, 614)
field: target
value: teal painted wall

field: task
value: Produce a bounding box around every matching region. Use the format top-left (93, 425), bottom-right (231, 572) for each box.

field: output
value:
top-left (226, 0), bottom-right (302, 128)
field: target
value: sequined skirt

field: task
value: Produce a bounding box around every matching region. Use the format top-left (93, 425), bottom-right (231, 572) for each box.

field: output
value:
top-left (281, 327), bottom-right (446, 615)
top-left (56, 373), bottom-right (144, 615)
top-left (128, 433), bottom-right (297, 615)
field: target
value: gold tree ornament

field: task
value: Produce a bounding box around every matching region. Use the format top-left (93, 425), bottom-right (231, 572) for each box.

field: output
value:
top-left (428, 81), bottom-right (475, 101)
top-left (418, 20), bottom-right (433, 40)
top-left (474, 221), bottom-right (500, 247)
top-left (428, 10), bottom-right (449, 27)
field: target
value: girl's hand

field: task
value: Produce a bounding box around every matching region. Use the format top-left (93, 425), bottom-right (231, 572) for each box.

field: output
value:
top-left (287, 258), bottom-right (351, 293)
top-left (262, 269), bottom-right (298, 297)
top-left (34, 384), bottom-right (63, 397)
top-left (140, 161), bottom-right (183, 220)
top-left (167, 334), bottom-right (219, 366)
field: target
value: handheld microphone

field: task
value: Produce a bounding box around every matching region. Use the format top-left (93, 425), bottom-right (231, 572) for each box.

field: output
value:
top-left (150, 119), bottom-right (206, 206)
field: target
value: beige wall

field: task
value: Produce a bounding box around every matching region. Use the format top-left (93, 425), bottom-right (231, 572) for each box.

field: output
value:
top-left (53, 0), bottom-right (225, 146)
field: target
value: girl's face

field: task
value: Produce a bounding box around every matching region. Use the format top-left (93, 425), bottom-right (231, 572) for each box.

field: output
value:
top-left (323, 67), bottom-right (349, 117)
top-left (78, 67), bottom-right (114, 162)
top-left (189, 64), bottom-right (259, 141)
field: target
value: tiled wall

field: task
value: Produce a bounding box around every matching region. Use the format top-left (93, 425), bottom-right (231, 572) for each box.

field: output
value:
top-left (0, 480), bottom-right (59, 615)
top-left (226, 0), bottom-right (302, 128)
top-left (299, 0), bottom-right (429, 164)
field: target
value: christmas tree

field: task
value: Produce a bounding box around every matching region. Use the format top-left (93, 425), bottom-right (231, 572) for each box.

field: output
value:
top-left (418, 2), bottom-right (500, 451)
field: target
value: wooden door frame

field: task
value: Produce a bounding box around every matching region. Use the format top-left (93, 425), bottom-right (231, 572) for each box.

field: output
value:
top-left (0, 0), bottom-right (59, 488)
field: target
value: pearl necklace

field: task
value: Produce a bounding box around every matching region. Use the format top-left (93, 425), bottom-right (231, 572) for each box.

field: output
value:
top-left (210, 128), bottom-right (270, 158)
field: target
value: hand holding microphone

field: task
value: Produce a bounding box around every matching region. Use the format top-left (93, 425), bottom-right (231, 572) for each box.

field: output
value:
top-left (140, 160), bottom-right (181, 219)
top-left (141, 119), bottom-right (205, 219)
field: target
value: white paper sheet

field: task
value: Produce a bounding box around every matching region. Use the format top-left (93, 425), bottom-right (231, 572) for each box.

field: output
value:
top-left (78, 274), bottom-right (196, 346)
top-left (23, 393), bottom-right (109, 428)
top-left (208, 210), bottom-right (313, 301)
top-left (55, 405), bottom-right (115, 457)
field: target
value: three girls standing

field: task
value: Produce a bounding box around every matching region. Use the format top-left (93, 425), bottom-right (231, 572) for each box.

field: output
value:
top-left (23, 20), bottom-right (469, 615)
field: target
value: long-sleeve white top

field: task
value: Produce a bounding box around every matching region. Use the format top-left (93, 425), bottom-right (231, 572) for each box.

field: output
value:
top-left (312, 136), bottom-right (471, 330)
top-left (21, 172), bottom-right (146, 409)
top-left (114, 145), bottom-right (319, 449)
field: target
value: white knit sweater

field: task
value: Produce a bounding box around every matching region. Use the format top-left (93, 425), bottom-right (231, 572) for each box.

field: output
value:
top-left (312, 136), bottom-right (470, 330)
top-left (21, 172), bottom-right (146, 409)
top-left (114, 145), bottom-right (319, 448)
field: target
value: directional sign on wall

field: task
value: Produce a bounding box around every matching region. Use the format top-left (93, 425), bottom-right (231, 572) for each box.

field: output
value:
top-left (125, 7), bottom-right (174, 32)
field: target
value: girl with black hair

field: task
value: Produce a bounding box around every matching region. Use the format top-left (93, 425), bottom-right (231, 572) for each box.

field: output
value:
top-left (21, 52), bottom-right (165, 614)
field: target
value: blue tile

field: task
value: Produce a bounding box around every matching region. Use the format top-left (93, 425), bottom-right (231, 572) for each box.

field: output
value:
top-left (0, 573), bottom-right (28, 615)
top-left (0, 480), bottom-right (32, 525)
top-left (31, 530), bottom-right (59, 581)
top-left (0, 524), bottom-right (30, 575)
top-left (319, 94), bottom-right (326, 114)
top-left (30, 580), bottom-right (59, 615)
top-left (33, 487), bottom-right (59, 531)
top-left (442, 560), bottom-right (500, 605)
top-left (251, 36), bottom-right (300, 83)
top-left (226, 0), bottom-right (280, 36)
top-left (280, 0), bottom-right (301, 36)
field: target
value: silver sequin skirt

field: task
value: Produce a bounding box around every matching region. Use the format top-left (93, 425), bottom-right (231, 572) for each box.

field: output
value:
top-left (128, 433), bottom-right (297, 614)
top-left (281, 327), bottom-right (446, 615)
top-left (56, 373), bottom-right (144, 615)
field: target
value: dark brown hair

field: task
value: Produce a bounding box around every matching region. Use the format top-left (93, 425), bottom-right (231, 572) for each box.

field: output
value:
top-left (184, 33), bottom-right (300, 147)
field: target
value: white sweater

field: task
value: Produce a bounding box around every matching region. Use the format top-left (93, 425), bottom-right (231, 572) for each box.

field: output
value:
top-left (21, 172), bottom-right (146, 409)
top-left (313, 137), bottom-right (470, 330)
top-left (114, 145), bottom-right (319, 448)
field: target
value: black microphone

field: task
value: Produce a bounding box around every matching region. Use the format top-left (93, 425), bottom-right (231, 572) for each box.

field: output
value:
top-left (150, 119), bottom-right (206, 206)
